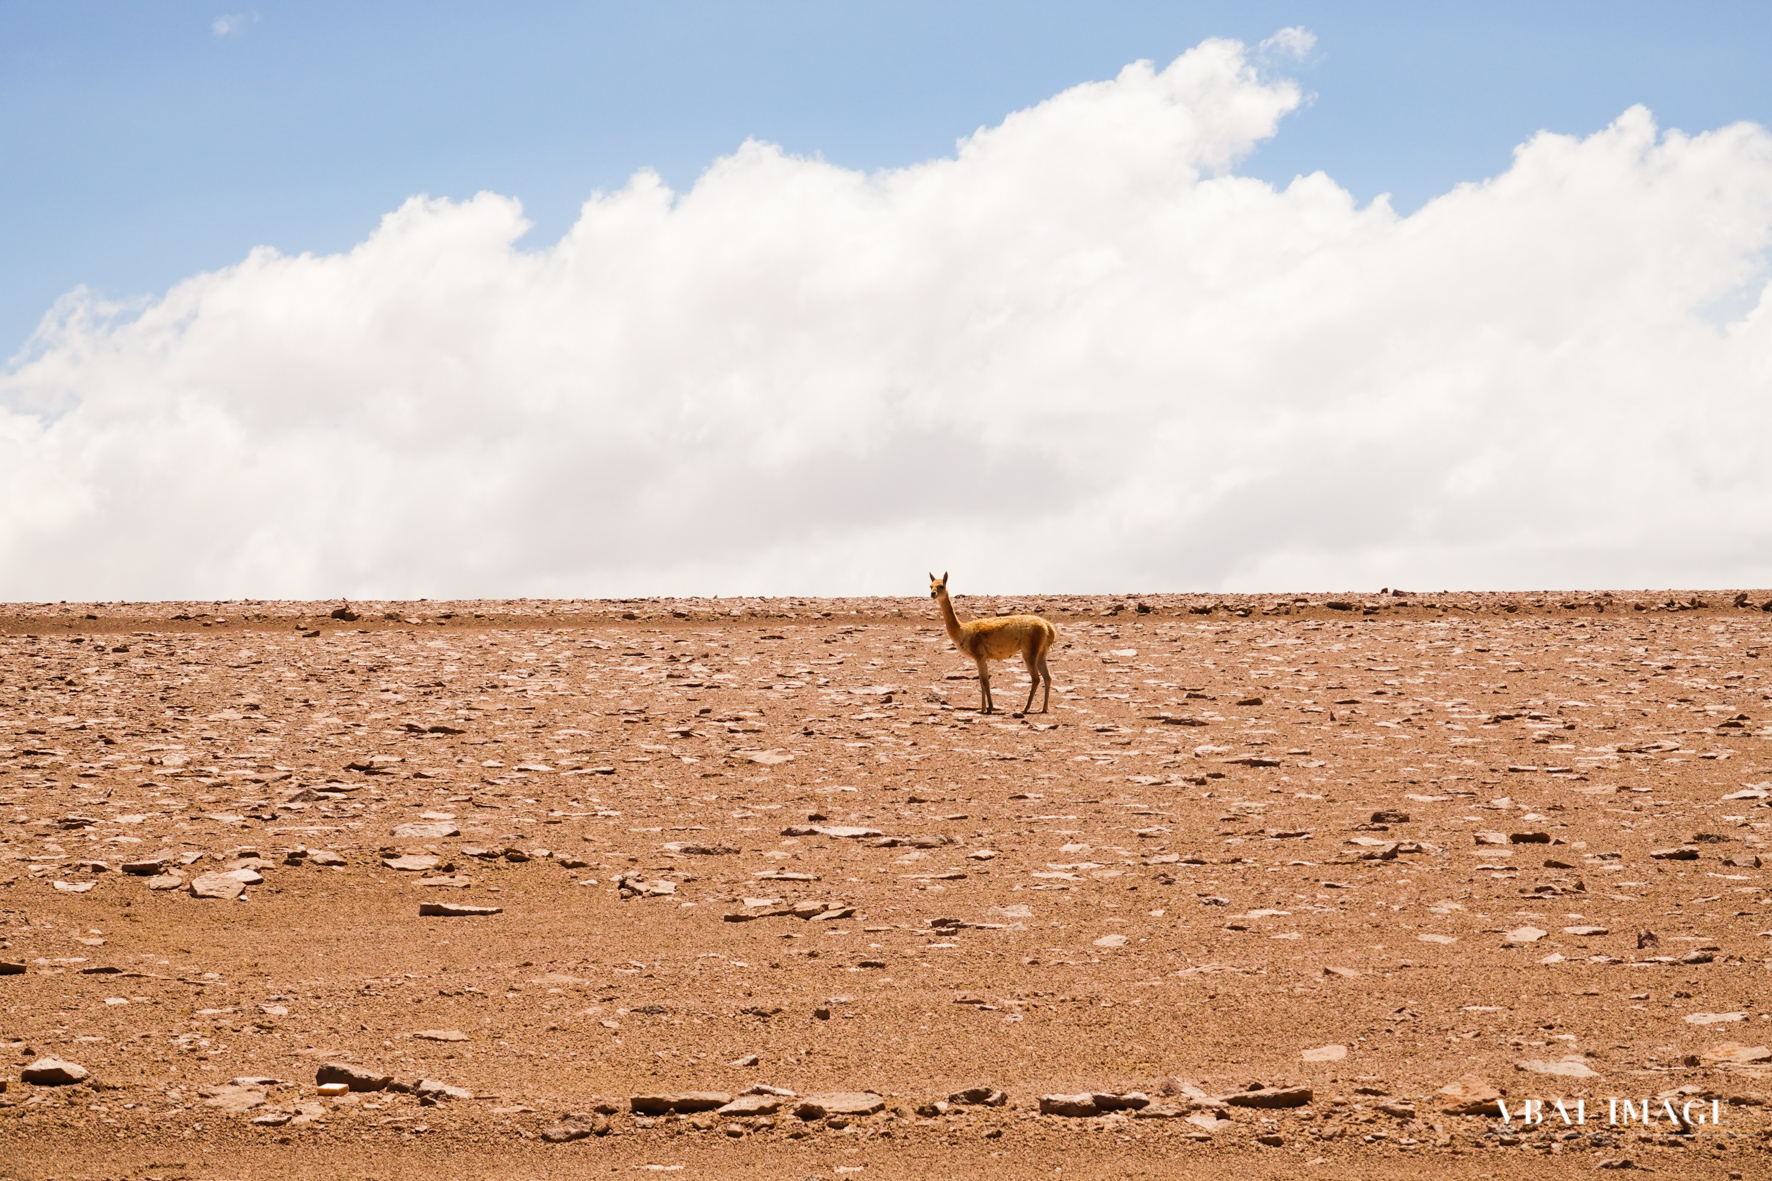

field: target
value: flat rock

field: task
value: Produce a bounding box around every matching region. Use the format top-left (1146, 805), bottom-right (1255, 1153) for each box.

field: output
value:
top-left (1092, 934), bottom-right (1130, 948)
top-left (1515, 1056), bottom-right (1600, 1079)
top-left (948, 1086), bottom-right (1008, 1106)
top-left (1438, 1074), bottom-right (1504, 1115)
top-left (793, 1092), bottom-right (885, 1118)
top-left (1186, 1111), bottom-right (1236, 1132)
top-left (781, 825), bottom-right (881, 839)
top-left (418, 903), bottom-right (501, 916)
top-left (415, 1078), bottom-right (474, 1100)
top-left (382, 854), bottom-right (441, 872)
top-left (1223, 1086), bottom-right (1312, 1109)
top-left (1502, 926), bottom-right (1547, 943)
top-left (411, 1029), bottom-right (469, 1041)
top-left (1301, 1044), bottom-right (1347, 1062)
top-left (1683, 1012), bottom-right (1746, 1025)
top-left (1563, 926), bottom-right (1610, 936)
top-left (1093, 1091), bottom-right (1150, 1110)
top-left (146, 873), bottom-right (185, 890)
top-left (630, 1092), bottom-right (731, 1114)
top-left (21, 1057), bottom-right (89, 1085)
top-left (120, 856), bottom-right (173, 875)
top-left (188, 872), bottom-right (247, 900)
top-left (1701, 1042), bottom-right (1772, 1065)
top-left (314, 1062), bottom-right (392, 1092)
top-left (392, 821), bottom-right (459, 839)
top-left (1650, 846), bottom-right (1699, 860)
top-left (541, 1124), bottom-right (591, 1142)
top-left (716, 1093), bottom-right (783, 1116)
top-left (1130, 1102), bottom-right (1189, 1119)
top-left (199, 1083), bottom-right (267, 1113)
top-left (309, 850), bottom-right (347, 866)
top-left (1039, 1093), bottom-right (1100, 1117)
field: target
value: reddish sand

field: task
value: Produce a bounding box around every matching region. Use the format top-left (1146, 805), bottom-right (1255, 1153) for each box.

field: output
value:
top-left (0, 590), bottom-right (1767, 1179)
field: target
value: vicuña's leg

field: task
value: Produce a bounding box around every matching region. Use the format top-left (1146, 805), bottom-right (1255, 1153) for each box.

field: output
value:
top-left (1037, 640), bottom-right (1054, 713)
top-left (975, 657), bottom-right (993, 714)
top-left (1019, 648), bottom-right (1039, 716)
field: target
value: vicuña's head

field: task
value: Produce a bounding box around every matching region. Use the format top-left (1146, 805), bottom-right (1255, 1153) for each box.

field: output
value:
top-left (928, 572), bottom-right (949, 599)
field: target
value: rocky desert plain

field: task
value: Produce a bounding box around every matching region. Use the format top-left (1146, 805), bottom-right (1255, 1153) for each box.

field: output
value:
top-left (1, 588), bottom-right (1770, 1180)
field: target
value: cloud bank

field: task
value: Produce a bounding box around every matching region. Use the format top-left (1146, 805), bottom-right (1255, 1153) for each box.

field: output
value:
top-left (7, 35), bottom-right (1772, 600)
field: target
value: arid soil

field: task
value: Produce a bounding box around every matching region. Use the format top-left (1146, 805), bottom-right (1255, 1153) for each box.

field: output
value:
top-left (1, 589), bottom-right (1769, 1180)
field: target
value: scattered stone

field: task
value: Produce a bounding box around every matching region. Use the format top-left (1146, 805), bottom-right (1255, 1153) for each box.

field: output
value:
top-left (780, 825), bottom-right (881, 839)
top-left (1564, 926), bottom-right (1610, 937)
top-left (630, 1092), bottom-right (731, 1114)
top-left (1509, 832), bottom-right (1550, 844)
top-left (146, 873), bottom-right (185, 890)
top-left (308, 850), bottom-right (346, 866)
top-left (716, 1094), bottom-right (783, 1116)
top-left (1039, 1093), bottom-right (1100, 1117)
top-left (793, 1092), bottom-right (885, 1119)
top-left (315, 1062), bottom-right (391, 1092)
top-left (415, 1079), bottom-right (474, 1100)
top-left (1224, 1085), bottom-right (1312, 1109)
top-left (418, 903), bottom-right (501, 916)
top-left (188, 873), bottom-right (247, 900)
top-left (1683, 1012), bottom-right (1745, 1025)
top-left (21, 1058), bottom-right (88, 1086)
top-left (1438, 1074), bottom-right (1505, 1116)
top-left (1130, 1103), bottom-right (1189, 1119)
top-left (1092, 934), bottom-right (1130, 948)
top-left (1700, 1042), bottom-right (1772, 1065)
top-left (382, 854), bottom-right (441, 872)
top-left (1503, 926), bottom-right (1547, 944)
top-left (949, 1086), bottom-right (1007, 1106)
top-left (120, 856), bottom-right (173, 875)
top-left (1186, 1111), bottom-right (1235, 1132)
top-left (542, 1124), bottom-right (591, 1142)
top-left (615, 872), bottom-right (677, 899)
top-left (1650, 846), bottom-right (1699, 860)
top-left (1515, 1057), bottom-right (1600, 1079)
top-left (200, 1083), bottom-right (267, 1113)
top-left (1377, 1100), bottom-right (1416, 1119)
top-left (411, 1029), bottom-right (469, 1041)
top-left (1301, 1044), bottom-right (1347, 1062)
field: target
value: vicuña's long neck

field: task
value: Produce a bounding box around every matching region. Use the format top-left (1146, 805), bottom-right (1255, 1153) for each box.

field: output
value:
top-left (936, 590), bottom-right (966, 648)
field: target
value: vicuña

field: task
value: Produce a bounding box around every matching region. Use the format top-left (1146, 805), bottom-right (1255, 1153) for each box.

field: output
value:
top-left (928, 572), bottom-right (1057, 716)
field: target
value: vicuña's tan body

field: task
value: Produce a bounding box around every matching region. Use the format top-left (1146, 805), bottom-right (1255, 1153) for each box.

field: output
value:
top-left (929, 573), bottom-right (1056, 715)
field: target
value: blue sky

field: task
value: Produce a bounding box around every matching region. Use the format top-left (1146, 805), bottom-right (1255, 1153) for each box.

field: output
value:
top-left (8, 2), bottom-right (1772, 358)
top-left (6, 5), bottom-right (1772, 598)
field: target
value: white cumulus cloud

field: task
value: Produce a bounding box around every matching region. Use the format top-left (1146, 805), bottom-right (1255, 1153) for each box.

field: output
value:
top-left (6, 34), bottom-right (1772, 601)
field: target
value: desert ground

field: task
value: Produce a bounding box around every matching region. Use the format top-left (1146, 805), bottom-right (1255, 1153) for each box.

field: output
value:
top-left (1, 588), bottom-right (1769, 1180)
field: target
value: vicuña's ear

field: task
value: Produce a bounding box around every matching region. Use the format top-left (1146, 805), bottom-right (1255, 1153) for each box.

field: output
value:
top-left (941, 571), bottom-right (948, 582)
top-left (928, 572), bottom-right (935, 582)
